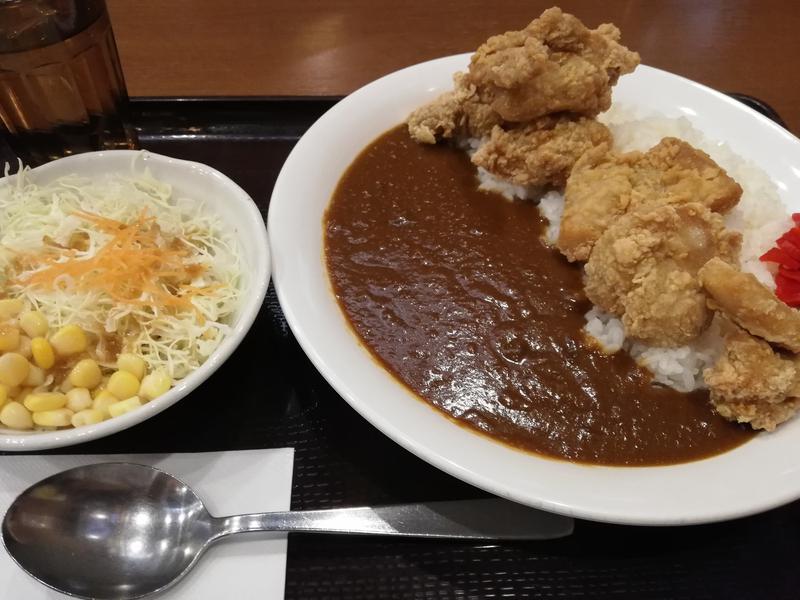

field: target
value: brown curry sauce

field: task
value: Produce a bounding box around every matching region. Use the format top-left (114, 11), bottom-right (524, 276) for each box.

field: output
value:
top-left (325, 125), bottom-right (753, 466)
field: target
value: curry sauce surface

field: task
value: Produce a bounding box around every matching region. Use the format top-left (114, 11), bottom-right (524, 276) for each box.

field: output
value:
top-left (325, 125), bottom-right (753, 466)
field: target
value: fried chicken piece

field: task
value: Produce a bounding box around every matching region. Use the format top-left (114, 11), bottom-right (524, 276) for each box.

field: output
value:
top-left (408, 9), bottom-right (638, 188)
top-left (407, 73), bottom-right (503, 143)
top-left (704, 319), bottom-right (800, 431)
top-left (470, 115), bottom-right (611, 187)
top-left (409, 89), bottom-right (612, 187)
top-left (789, 356), bottom-right (800, 397)
top-left (558, 143), bottom-right (636, 261)
top-left (585, 202), bottom-right (741, 346)
top-left (407, 7), bottom-right (638, 144)
top-left (407, 89), bottom-right (465, 145)
top-left (558, 137), bottom-right (743, 261)
top-left (699, 257), bottom-right (800, 353)
top-left (469, 7), bottom-right (639, 122)
top-left (637, 137), bottom-right (742, 213)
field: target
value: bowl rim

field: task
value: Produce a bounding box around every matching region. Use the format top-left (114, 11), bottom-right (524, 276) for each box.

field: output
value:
top-left (0, 149), bottom-right (270, 451)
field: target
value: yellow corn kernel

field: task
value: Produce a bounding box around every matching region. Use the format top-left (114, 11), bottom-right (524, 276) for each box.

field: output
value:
top-left (49, 325), bottom-right (87, 356)
top-left (116, 353), bottom-right (146, 381)
top-left (24, 364), bottom-right (45, 387)
top-left (108, 396), bottom-right (142, 418)
top-left (24, 392), bottom-right (67, 412)
top-left (68, 359), bottom-right (102, 389)
top-left (66, 388), bottom-right (93, 412)
top-left (19, 311), bottom-right (48, 338)
top-left (0, 299), bottom-right (23, 321)
top-left (1, 401), bottom-right (33, 429)
top-left (31, 337), bottom-right (55, 370)
top-left (107, 370), bottom-right (140, 400)
top-left (0, 324), bottom-right (20, 352)
top-left (93, 391), bottom-right (119, 417)
top-left (139, 369), bottom-right (171, 401)
top-left (0, 384), bottom-right (7, 408)
top-left (71, 408), bottom-right (105, 427)
top-left (0, 353), bottom-right (30, 387)
top-left (32, 408), bottom-right (73, 427)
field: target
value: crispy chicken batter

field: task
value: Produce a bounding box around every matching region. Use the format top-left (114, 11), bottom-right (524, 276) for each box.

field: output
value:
top-left (699, 257), bottom-right (800, 353)
top-left (558, 137), bottom-right (743, 261)
top-left (704, 318), bottom-right (800, 431)
top-left (585, 202), bottom-right (741, 346)
top-left (468, 7), bottom-right (639, 122)
top-left (407, 73), bottom-right (503, 143)
top-left (471, 115), bottom-right (611, 187)
top-left (407, 8), bottom-right (637, 188)
top-left (408, 8), bottom-right (638, 145)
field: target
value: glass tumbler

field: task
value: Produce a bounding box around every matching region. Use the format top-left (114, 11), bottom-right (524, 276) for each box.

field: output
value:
top-left (0, 0), bottom-right (137, 167)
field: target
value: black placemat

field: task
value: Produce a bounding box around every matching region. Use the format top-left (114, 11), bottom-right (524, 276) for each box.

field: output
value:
top-left (7, 96), bottom-right (800, 599)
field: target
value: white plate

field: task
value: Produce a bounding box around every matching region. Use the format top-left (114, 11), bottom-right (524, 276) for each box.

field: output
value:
top-left (268, 54), bottom-right (800, 525)
top-left (0, 150), bottom-right (270, 451)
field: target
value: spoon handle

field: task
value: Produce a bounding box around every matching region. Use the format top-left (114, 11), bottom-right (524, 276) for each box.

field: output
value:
top-left (213, 498), bottom-right (573, 540)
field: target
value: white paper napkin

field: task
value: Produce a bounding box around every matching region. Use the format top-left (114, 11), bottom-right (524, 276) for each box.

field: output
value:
top-left (0, 449), bottom-right (294, 599)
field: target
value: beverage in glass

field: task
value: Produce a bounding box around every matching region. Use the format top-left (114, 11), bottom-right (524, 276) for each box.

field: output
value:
top-left (0, 0), bottom-right (136, 167)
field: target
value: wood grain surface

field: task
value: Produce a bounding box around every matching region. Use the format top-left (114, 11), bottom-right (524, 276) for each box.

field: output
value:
top-left (106, 0), bottom-right (799, 132)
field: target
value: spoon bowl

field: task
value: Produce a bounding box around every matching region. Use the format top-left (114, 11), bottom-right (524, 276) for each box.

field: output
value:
top-left (2, 462), bottom-right (572, 600)
top-left (3, 463), bottom-right (216, 599)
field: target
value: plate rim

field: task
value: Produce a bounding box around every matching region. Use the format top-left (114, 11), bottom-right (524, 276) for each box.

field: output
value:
top-left (268, 53), bottom-right (800, 525)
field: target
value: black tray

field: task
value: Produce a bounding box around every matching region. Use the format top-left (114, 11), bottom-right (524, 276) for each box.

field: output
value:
top-left (9, 95), bottom-right (800, 600)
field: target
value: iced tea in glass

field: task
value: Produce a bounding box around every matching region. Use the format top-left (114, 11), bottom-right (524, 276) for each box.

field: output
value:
top-left (0, 0), bottom-right (137, 166)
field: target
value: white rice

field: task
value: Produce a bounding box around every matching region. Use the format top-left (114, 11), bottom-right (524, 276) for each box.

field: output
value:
top-left (469, 107), bottom-right (791, 393)
top-left (473, 158), bottom-right (563, 243)
top-left (583, 306), bottom-right (625, 352)
top-left (538, 190), bottom-right (565, 244)
top-left (476, 167), bottom-right (533, 201)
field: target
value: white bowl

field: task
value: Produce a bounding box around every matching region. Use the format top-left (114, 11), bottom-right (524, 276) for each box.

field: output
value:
top-left (269, 53), bottom-right (800, 525)
top-left (0, 150), bottom-right (270, 451)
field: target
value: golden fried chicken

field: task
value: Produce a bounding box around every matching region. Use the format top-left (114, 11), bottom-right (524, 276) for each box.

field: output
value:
top-left (558, 143), bottom-right (635, 261)
top-left (407, 73), bottom-right (503, 143)
top-left (470, 115), bottom-right (611, 187)
top-left (585, 202), bottom-right (741, 346)
top-left (406, 89), bottom-right (466, 145)
top-left (558, 137), bottom-right (743, 261)
top-left (468, 7), bottom-right (639, 122)
top-left (407, 7), bottom-right (638, 144)
top-left (704, 318), bottom-right (800, 431)
top-left (407, 8), bottom-right (638, 190)
top-left (637, 137), bottom-right (742, 213)
top-left (699, 257), bottom-right (800, 353)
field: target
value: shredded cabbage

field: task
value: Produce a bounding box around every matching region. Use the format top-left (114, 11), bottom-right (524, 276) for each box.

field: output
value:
top-left (0, 163), bottom-right (243, 380)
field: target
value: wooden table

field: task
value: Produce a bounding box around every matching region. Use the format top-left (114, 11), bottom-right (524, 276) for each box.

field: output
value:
top-left (106, 0), bottom-right (800, 133)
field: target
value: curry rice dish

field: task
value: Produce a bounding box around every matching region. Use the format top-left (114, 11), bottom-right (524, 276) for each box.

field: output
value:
top-left (325, 7), bottom-right (798, 465)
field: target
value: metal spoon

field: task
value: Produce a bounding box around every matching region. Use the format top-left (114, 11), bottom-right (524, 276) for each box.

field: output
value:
top-left (2, 462), bottom-right (573, 600)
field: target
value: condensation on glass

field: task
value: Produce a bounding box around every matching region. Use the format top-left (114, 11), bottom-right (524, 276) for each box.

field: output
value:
top-left (0, 0), bottom-right (137, 166)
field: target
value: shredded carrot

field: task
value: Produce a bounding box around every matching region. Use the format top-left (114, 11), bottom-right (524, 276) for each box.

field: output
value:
top-left (15, 210), bottom-right (215, 314)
